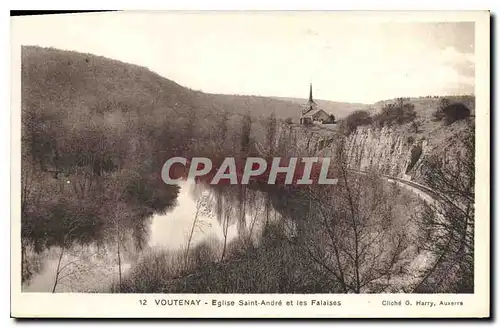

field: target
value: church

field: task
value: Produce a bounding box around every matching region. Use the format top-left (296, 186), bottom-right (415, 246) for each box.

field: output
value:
top-left (299, 84), bottom-right (332, 125)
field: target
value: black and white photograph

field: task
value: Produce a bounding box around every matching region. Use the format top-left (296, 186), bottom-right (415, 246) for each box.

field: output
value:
top-left (10, 10), bottom-right (490, 318)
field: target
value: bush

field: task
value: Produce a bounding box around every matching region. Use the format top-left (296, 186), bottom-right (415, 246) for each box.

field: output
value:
top-left (325, 114), bottom-right (336, 124)
top-left (373, 98), bottom-right (416, 127)
top-left (433, 99), bottom-right (471, 125)
top-left (340, 110), bottom-right (372, 134)
top-left (285, 117), bottom-right (293, 125)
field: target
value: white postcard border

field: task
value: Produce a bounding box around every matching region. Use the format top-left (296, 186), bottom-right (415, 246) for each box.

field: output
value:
top-left (10, 10), bottom-right (490, 318)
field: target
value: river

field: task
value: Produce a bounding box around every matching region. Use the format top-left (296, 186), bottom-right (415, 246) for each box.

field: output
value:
top-left (22, 179), bottom-right (279, 292)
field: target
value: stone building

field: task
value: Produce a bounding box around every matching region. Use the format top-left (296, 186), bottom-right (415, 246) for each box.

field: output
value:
top-left (300, 84), bottom-right (331, 125)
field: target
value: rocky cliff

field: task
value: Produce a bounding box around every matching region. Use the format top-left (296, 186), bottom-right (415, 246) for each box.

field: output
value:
top-left (273, 96), bottom-right (475, 185)
top-left (343, 126), bottom-right (426, 179)
top-left (287, 118), bottom-right (473, 184)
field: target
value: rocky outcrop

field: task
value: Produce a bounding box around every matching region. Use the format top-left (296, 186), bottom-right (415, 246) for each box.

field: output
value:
top-left (344, 126), bottom-right (429, 180)
top-left (288, 119), bottom-right (473, 183)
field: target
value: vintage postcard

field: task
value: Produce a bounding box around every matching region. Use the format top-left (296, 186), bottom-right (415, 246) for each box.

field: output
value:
top-left (10, 11), bottom-right (490, 318)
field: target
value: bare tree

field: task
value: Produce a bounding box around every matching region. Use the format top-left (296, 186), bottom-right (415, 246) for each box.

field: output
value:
top-left (215, 111), bottom-right (229, 156)
top-left (217, 192), bottom-right (234, 262)
top-left (265, 112), bottom-right (277, 157)
top-left (240, 112), bottom-right (252, 155)
top-left (51, 217), bottom-right (100, 293)
top-left (108, 203), bottom-right (131, 289)
top-left (288, 138), bottom-right (408, 293)
top-left (413, 125), bottom-right (474, 293)
top-left (185, 199), bottom-right (203, 268)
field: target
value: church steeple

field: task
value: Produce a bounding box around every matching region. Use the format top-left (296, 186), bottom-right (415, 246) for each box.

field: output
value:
top-left (302, 83), bottom-right (318, 116)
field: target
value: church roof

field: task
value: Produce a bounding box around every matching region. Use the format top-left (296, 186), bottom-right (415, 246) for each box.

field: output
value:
top-left (301, 108), bottom-right (327, 118)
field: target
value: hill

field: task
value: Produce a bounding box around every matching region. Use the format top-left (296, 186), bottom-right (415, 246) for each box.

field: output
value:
top-left (372, 96), bottom-right (475, 119)
top-left (274, 96), bottom-right (370, 119)
top-left (22, 46), bottom-right (306, 123)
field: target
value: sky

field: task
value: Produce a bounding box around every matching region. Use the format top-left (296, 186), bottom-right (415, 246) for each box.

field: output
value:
top-left (12, 12), bottom-right (475, 104)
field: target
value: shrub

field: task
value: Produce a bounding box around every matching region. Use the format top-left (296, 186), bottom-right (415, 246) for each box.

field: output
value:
top-left (433, 99), bottom-right (471, 125)
top-left (285, 117), bottom-right (293, 125)
top-left (325, 114), bottom-right (336, 124)
top-left (373, 98), bottom-right (416, 127)
top-left (340, 110), bottom-right (372, 134)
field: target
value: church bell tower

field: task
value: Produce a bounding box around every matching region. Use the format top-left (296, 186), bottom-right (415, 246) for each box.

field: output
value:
top-left (302, 83), bottom-right (317, 115)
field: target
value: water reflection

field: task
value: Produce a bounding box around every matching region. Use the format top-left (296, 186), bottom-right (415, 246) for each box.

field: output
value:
top-left (148, 180), bottom-right (236, 250)
top-left (22, 244), bottom-right (133, 292)
top-left (23, 179), bottom-right (280, 292)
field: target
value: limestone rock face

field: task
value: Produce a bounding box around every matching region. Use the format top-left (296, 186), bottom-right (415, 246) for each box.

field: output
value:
top-left (344, 126), bottom-right (429, 179)
top-left (286, 119), bottom-right (472, 184)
